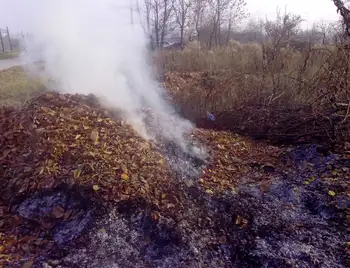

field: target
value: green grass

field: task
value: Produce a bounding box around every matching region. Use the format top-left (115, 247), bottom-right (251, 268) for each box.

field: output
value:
top-left (0, 66), bottom-right (46, 107)
top-left (0, 50), bottom-right (20, 60)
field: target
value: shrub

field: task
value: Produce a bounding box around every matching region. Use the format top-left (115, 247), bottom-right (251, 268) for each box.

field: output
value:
top-left (161, 40), bottom-right (350, 145)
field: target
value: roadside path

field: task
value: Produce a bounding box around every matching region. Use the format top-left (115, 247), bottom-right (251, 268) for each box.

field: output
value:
top-left (0, 57), bottom-right (26, 70)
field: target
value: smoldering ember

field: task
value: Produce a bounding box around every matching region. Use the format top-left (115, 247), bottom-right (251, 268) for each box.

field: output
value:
top-left (0, 0), bottom-right (349, 268)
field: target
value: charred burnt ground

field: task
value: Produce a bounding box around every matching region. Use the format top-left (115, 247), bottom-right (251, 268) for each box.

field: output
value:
top-left (60, 144), bottom-right (349, 268)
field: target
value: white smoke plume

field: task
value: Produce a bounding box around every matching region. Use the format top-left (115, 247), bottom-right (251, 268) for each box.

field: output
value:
top-left (20, 0), bottom-right (204, 159)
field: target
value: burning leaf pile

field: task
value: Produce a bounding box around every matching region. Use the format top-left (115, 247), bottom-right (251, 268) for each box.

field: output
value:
top-left (0, 92), bottom-right (186, 265)
top-left (0, 92), bottom-right (178, 203)
top-left (0, 92), bottom-right (349, 267)
top-left (193, 129), bottom-right (282, 194)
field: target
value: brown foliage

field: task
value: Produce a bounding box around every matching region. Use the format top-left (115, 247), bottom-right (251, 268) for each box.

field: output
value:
top-left (0, 92), bottom-right (177, 204)
top-left (162, 41), bottom-right (350, 146)
top-left (0, 92), bottom-right (291, 265)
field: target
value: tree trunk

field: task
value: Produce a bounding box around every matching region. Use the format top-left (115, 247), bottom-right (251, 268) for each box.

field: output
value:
top-left (209, 17), bottom-right (216, 49)
top-left (216, 1), bottom-right (221, 46)
top-left (226, 12), bottom-right (232, 44)
top-left (160, 0), bottom-right (169, 49)
top-left (180, 26), bottom-right (184, 49)
top-left (154, 2), bottom-right (160, 48)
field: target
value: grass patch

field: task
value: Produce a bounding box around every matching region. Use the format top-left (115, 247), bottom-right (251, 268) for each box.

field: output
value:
top-left (0, 66), bottom-right (46, 107)
top-left (0, 50), bottom-right (20, 60)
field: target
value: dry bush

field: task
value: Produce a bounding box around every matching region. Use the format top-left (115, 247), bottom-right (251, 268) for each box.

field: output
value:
top-left (161, 40), bottom-right (350, 146)
top-left (159, 40), bottom-right (264, 73)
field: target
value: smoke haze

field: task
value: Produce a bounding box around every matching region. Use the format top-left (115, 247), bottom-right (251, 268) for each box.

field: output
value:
top-left (20, 0), bottom-right (202, 158)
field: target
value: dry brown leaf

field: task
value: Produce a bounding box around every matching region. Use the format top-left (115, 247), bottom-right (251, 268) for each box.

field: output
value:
top-left (73, 169), bottom-right (82, 179)
top-left (151, 212), bottom-right (160, 221)
top-left (52, 206), bottom-right (65, 219)
top-left (90, 129), bottom-right (99, 144)
top-left (22, 260), bottom-right (34, 268)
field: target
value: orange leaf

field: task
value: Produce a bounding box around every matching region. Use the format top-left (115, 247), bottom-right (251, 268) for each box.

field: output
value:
top-left (121, 173), bottom-right (129, 181)
top-left (151, 212), bottom-right (160, 221)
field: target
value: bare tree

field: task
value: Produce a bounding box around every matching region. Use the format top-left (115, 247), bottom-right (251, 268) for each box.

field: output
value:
top-left (136, 0), bottom-right (154, 48)
top-left (153, 1), bottom-right (162, 47)
top-left (137, 0), bottom-right (176, 49)
top-left (192, 0), bottom-right (210, 42)
top-left (310, 20), bottom-right (338, 45)
top-left (207, 0), bottom-right (247, 47)
top-left (239, 18), bottom-right (265, 43)
top-left (225, 0), bottom-right (248, 43)
top-left (160, 0), bottom-right (175, 48)
top-left (137, 0), bottom-right (246, 49)
top-left (332, 0), bottom-right (350, 37)
top-left (174, 0), bottom-right (191, 48)
top-left (263, 9), bottom-right (303, 48)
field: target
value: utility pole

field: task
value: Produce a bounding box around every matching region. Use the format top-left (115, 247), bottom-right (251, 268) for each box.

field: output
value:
top-left (6, 27), bottom-right (12, 51)
top-left (0, 29), bottom-right (4, 52)
top-left (130, 0), bottom-right (134, 25)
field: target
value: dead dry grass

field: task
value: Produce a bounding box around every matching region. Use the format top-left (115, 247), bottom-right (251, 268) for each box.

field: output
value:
top-left (160, 40), bottom-right (350, 145)
top-left (0, 66), bottom-right (45, 107)
top-left (159, 41), bottom-right (334, 102)
top-left (0, 50), bottom-right (20, 60)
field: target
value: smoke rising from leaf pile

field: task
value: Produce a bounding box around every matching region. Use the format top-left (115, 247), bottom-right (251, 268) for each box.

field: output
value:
top-left (21, 0), bottom-right (203, 161)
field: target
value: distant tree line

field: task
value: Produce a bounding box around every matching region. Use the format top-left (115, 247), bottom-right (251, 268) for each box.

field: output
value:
top-left (135, 0), bottom-right (347, 50)
top-left (136, 0), bottom-right (248, 49)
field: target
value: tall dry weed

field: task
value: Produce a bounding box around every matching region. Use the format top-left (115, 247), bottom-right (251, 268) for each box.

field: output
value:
top-left (161, 40), bottom-right (350, 144)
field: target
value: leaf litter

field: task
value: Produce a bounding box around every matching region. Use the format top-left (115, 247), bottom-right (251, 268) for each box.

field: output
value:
top-left (0, 92), bottom-right (349, 267)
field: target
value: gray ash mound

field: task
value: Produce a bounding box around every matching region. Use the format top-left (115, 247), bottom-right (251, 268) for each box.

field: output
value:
top-left (61, 145), bottom-right (349, 268)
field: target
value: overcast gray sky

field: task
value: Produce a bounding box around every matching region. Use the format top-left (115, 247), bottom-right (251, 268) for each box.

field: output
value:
top-left (0, 0), bottom-right (341, 33)
top-left (248, 0), bottom-right (339, 25)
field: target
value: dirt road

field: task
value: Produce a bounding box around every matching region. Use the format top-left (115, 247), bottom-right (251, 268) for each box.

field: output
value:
top-left (0, 57), bottom-right (23, 70)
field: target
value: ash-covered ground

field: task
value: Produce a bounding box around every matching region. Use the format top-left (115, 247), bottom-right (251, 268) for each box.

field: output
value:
top-left (46, 145), bottom-right (349, 268)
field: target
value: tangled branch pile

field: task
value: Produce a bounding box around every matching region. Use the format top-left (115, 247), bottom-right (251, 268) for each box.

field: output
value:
top-left (165, 68), bottom-right (350, 147)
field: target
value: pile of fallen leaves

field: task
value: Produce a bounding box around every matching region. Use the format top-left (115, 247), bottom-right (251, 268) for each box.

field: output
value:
top-left (0, 91), bottom-right (282, 266)
top-left (0, 91), bottom-right (283, 207)
top-left (1, 92), bottom-right (348, 267)
top-left (192, 129), bottom-right (282, 193)
top-left (0, 92), bottom-right (187, 265)
top-left (0, 92), bottom-right (179, 204)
